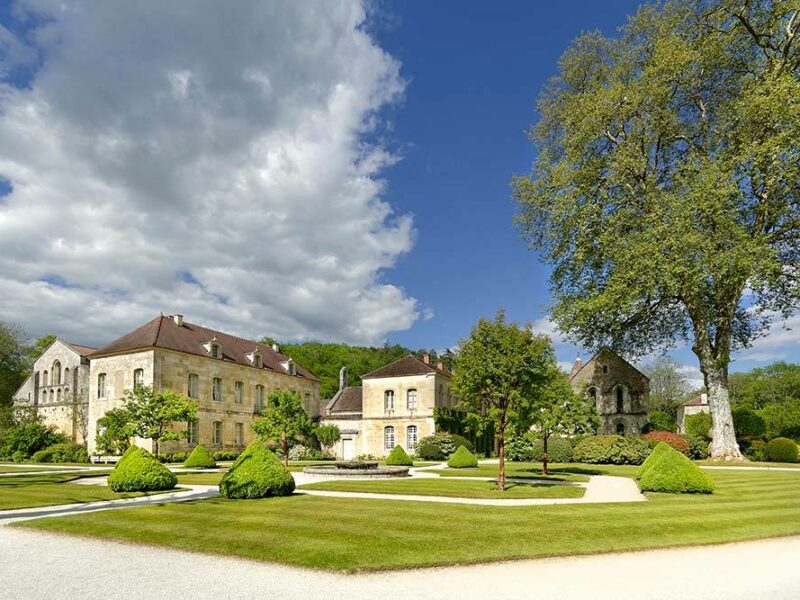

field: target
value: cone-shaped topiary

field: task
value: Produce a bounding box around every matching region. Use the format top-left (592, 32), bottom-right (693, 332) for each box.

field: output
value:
top-left (385, 445), bottom-right (413, 466)
top-left (184, 444), bottom-right (216, 469)
top-left (219, 439), bottom-right (295, 499)
top-left (108, 445), bottom-right (177, 492)
top-left (638, 444), bottom-right (714, 494)
top-left (447, 445), bottom-right (478, 468)
top-left (636, 441), bottom-right (671, 479)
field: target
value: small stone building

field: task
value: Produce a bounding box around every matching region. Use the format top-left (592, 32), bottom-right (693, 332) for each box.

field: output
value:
top-left (322, 354), bottom-right (456, 459)
top-left (677, 393), bottom-right (709, 434)
top-left (13, 338), bottom-right (94, 443)
top-left (569, 347), bottom-right (650, 436)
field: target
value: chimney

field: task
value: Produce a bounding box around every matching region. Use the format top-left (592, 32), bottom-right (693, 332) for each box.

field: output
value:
top-left (422, 353), bottom-right (430, 365)
top-left (569, 357), bottom-right (583, 378)
top-left (701, 392), bottom-right (708, 404)
top-left (173, 314), bottom-right (183, 327)
top-left (272, 343), bottom-right (280, 353)
top-left (339, 366), bottom-right (348, 391)
top-left (436, 361), bottom-right (444, 371)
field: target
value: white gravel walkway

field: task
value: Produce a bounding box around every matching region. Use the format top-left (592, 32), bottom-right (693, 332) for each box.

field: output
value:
top-left (1, 526), bottom-right (798, 600)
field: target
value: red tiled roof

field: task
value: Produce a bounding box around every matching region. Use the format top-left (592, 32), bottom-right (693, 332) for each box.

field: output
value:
top-left (66, 342), bottom-right (97, 357)
top-left (90, 315), bottom-right (318, 382)
top-left (325, 386), bottom-right (363, 417)
top-left (361, 354), bottom-right (451, 380)
top-left (684, 395), bottom-right (708, 407)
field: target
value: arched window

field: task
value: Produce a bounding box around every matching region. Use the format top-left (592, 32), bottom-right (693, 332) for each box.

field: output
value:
top-left (64, 367), bottom-right (70, 383)
top-left (616, 422), bottom-right (625, 436)
top-left (407, 425), bottom-right (418, 451)
top-left (407, 389), bottom-right (418, 410)
top-left (212, 421), bottom-right (222, 445)
top-left (133, 368), bottom-right (144, 389)
top-left (384, 426), bottom-right (395, 451)
top-left (42, 390), bottom-right (47, 404)
top-left (53, 361), bottom-right (62, 385)
top-left (97, 373), bottom-right (107, 398)
top-left (43, 370), bottom-right (49, 386)
top-left (616, 387), bottom-right (624, 413)
top-left (602, 365), bottom-right (608, 374)
top-left (384, 390), bottom-right (395, 412)
top-left (588, 387), bottom-right (597, 402)
top-left (56, 389), bottom-right (61, 403)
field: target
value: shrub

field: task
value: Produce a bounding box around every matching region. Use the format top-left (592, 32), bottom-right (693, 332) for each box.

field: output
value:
top-left (684, 412), bottom-right (712, 440)
top-left (641, 431), bottom-right (690, 455)
top-left (157, 452), bottom-right (188, 463)
top-left (416, 434), bottom-right (457, 460)
top-left (447, 445), bottom-right (478, 468)
top-left (184, 445), bottom-right (216, 468)
top-left (531, 437), bottom-right (573, 463)
top-left (30, 442), bottom-right (89, 464)
top-left (449, 434), bottom-right (474, 452)
top-left (745, 439), bottom-right (767, 462)
top-left (638, 445), bottom-right (715, 494)
top-left (219, 440), bottom-right (295, 499)
top-left (687, 435), bottom-right (710, 460)
top-left (732, 407), bottom-right (766, 438)
top-left (385, 445), bottom-right (413, 466)
top-left (505, 436), bottom-right (536, 462)
top-left (636, 442), bottom-right (673, 479)
top-left (572, 435), bottom-right (651, 465)
top-left (12, 450), bottom-right (26, 463)
top-left (765, 437), bottom-right (799, 463)
top-left (108, 446), bottom-right (177, 492)
top-left (213, 451), bottom-right (241, 461)
top-left (3, 422), bottom-right (65, 460)
top-left (643, 410), bottom-right (676, 433)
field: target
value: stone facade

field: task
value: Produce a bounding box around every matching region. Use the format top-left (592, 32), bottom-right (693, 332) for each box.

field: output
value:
top-left (13, 339), bottom-right (92, 443)
top-left (677, 393), bottom-right (709, 434)
top-left (569, 347), bottom-right (650, 436)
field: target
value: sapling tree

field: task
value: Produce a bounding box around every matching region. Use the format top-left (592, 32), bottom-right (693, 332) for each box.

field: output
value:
top-left (252, 389), bottom-right (313, 466)
top-left (123, 385), bottom-right (198, 457)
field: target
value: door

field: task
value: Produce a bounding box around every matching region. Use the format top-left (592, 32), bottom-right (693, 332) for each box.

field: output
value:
top-left (342, 437), bottom-right (355, 460)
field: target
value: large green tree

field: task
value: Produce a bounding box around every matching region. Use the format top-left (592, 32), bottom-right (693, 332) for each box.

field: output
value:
top-left (514, 0), bottom-right (799, 460)
top-left (451, 310), bottom-right (554, 491)
top-left (0, 322), bottom-right (28, 411)
top-left (252, 389), bottom-right (313, 466)
top-left (123, 386), bottom-right (198, 457)
top-left (643, 357), bottom-right (692, 427)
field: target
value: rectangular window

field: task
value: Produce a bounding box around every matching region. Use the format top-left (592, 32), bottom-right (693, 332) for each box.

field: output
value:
top-left (213, 421), bottom-right (222, 445)
top-left (97, 373), bottom-right (106, 398)
top-left (187, 421), bottom-right (199, 444)
top-left (384, 390), bottom-right (395, 412)
top-left (255, 385), bottom-right (265, 412)
top-left (188, 373), bottom-right (199, 399)
top-left (133, 368), bottom-right (144, 389)
top-left (407, 389), bottom-right (418, 411)
top-left (407, 425), bottom-right (418, 451)
top-left (234, 381), bottom-right (244, 404)
top-left (212, 377), bottom-right (222, 402)
top-left (235, 422), bottom-right (244, 446)
top-left (384, 426), bottom-right (395, 451)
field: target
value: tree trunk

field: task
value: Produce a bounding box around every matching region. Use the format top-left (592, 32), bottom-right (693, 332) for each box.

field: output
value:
top-left (154, 439), bottom-right (159, 458)
top-left (498, 430), bottom-right (505, 492)
top-left (283, 438), bottom-right (290, 467)
top-left (542, 435), bottom-right (549, 476)
top-left (705, 366), bottom-right (743, 461)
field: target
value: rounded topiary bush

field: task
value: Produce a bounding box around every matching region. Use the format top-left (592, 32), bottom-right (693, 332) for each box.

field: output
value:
top-left (385, 445), bottom-right (413, 466)
top-left (572, 435), bottom-right (651, 465)
top-left (219, 439), bottom-right (295, 499)
top-left (745, 439), bottom-right (768, 462)
top-left (416, 433), bottom-right (457, 460)
top-left (531, 437), bottom-right (574, 463)
top-left (765, 437), bottom-right (799, 463)
top-left (447, 445), bottom-right (478, 468)
top-left (184, 444), bottom-right (216, 468)
top-left (107, 446), bottom-right (177, 492)
top-left (30, 442), bottom-right (90, 464)
top-left (505, 436), bottom-right (535, 462)
top-left (636, 441), bottom-right (673, 480)
top-left (449, 434), bottom-right (474, 452)
top-left (638, 445), bottom-right (714, 494)
top-left (641, 431), bottom-right (690, 455)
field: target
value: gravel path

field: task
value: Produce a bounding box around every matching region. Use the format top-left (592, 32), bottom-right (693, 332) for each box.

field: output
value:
top-left (1, 526), bottom-right (798, 600)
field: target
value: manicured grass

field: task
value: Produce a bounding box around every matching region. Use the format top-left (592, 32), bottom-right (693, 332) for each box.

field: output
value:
top-left (176, 472), bottom-right (225, 486)
top-left (696, 460), bottom-right (800, 469)
top-left (0, 473), bottom-right (159, 511)
top-left (18, 469), bottom-right (800, 571)
top-left (298, 478), bottom-right (585, 499)
top-left (0, 465), bottom-right (57, 473)
top-left (437, 462), bottom-right (602, 482)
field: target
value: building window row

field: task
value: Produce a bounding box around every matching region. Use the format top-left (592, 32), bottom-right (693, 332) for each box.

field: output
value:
top-left (383, 388), bottom-right (418, 413)
top-left (384, 425), bottom-right (419, 452)
top-left (187, 374), bottom-right (268, 410)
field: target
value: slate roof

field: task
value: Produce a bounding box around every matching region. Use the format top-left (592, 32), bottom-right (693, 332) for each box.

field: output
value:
top-left (361, 354), bottom-right (451, 380)
top-left (325, 386), bottom-right (363, 418)
top-left (66, 342), bottom-right (96, 357)
top-left (90, 315), bottom-right (318, 381)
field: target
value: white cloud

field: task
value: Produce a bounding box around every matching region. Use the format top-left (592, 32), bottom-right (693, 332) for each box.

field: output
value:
top-left (0, 0), bottom-right (419, 346)
top-left (735, 313), bottom-right (800, 363)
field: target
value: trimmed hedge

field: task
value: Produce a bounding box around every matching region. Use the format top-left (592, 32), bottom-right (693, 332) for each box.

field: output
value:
top-left (636, 442), bottom-right (673, 480)
top-left (765, 437), bottom-right (799, 463)
top-left (684, 412), bottom-right (712, 440)
top-left (219, 440), bottom-right (295, 499)
top-left (385, 445), bottom-right (413, 466)
top-left (745, 439), bottom-right (768, 462)
top-left (638, 445), bottom-right (714, 494)
top-left (213, 451), bottom-right (241, 461)
top-left (447, 445), bottom-right (478, 468)
top-left (641, 431), bottom-right (690, 455)
top-left (450, 434), bottom-right (474, 452)
top-left (531, 437), bottom-right (573, 463)
top-left (572, 435), bottom-right (651, 465)
top-left (108, 446), bottom-right (177, 492)
top-left (416, 434), bottom-right (457, 460)
top-left (31, 442), bottom-right (89, 464)
top-left (505, 436), bottom-right (535, 462)
top-left (184, 445), bottom-right (216, 468)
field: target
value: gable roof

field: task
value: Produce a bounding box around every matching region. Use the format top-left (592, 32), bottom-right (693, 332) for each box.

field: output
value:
top-left (683, 394), bottom-right (708, 407)
top-left (568, 347), bottom-right (649, 382)
top-left (90, 315), bottom-right (318, 382)
top-left (361, 354), bottom-right (451, 380)
top-left (65, 341), bottom-right (96, 357)
top-left (325, 386), bottom-right (363, 418)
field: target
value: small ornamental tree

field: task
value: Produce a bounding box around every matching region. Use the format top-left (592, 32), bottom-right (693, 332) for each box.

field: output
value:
top-left (96, 407), bottom-right (134, 455)
top-left (452, 310), bottom-right (554, 491)
top-left (314, 424), bottom-right (341, 452)
top-left (123, 386), bottom-right (198, 457)
top-left (252, 389), bottom-right (313, 467)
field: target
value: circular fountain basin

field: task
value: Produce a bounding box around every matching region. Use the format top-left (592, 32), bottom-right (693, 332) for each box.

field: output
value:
top-left (303, 460), bottom-right (409, 478)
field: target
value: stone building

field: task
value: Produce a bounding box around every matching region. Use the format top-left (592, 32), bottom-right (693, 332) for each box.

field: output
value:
top-left (569, 347), bottom-right (650, 436)
top-left (677, 393), bottom-right (709, 434)
top-left (85, 314), bottom-right (321, 455)
top-left (12, 339), bottom-right (94, 443)
top-left (322, 354), bottom-right (456, 459)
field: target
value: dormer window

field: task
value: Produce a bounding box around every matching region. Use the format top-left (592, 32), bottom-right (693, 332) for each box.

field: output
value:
top-left (281, 358), bottom-right (296, 376)
top-left (246, 349), bottom-right (263, 368)
top-left (203, 337), bottom-right (221, 359)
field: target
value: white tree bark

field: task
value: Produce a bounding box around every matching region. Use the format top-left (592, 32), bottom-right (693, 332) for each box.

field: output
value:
top-left (705, 367), bottom-right (743, 461)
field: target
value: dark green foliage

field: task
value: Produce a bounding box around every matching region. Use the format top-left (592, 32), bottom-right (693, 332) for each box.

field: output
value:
top-left (385, 445), bottom-right (413, 466)
top-left (636, 442), bottom-right (673, 480)
top-left (433, 407), bottom-right (495, 457)
top-left (96, 407), bottom-right (133, 455)
top-left (572, 435), bottom-right (651, 465)
top-left (644, 410), bottom-right (677, 434)
top-left (314, 424), bottom-right (341, 449)
top-left (765, 437), bottom-right (799, 463)
top-left (31, 442), bottom-right (89, 464)
top-left (219, 440), bottom-right (295, 499)
top-left (684, 413), bottom-right (713, 441)
top-left (732, 407), bottom-right (766, 438)
top-left (531, 437), bottom-right (573, 463)
top-left (447, 445), bottom-right (478, 468)
top-left (505, 436), bottom-right (536, 461)
top-left (415, 433), bottom-right (457, 460)
top-left (213, 451), bottom-right (241, 461)
top-left (107, 446), bottom-right (177, 492)
top-left (745, 439), bottom-right (767, 461)
top-left (184, 445), bottom-right (216, 468)
top-left (687, 435), bottom-right (710, 460)
top-left (2, 422), bottom-right (65, 459)
top-left (0, 322), bottom-right (29, 416)
top-left (449, 434), bottom-right (474, 452)
top-left (639, 445), bottom-right (715, 494)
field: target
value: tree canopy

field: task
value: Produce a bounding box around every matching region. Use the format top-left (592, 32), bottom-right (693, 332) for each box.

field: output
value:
top-left (122, 385), bottom-right (198, 457)
top-left (514, 0), bottom-right (799, 459)
top-left (252, 389), bottom-right (313, 466)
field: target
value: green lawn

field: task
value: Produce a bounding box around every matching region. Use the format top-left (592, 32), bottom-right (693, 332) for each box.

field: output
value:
top-left (176, 472), bottom-right (225, 485)
top-left (0, 473), bottom-right (160, 511)
top-left (437, 462), bottom-right (606, 482)
top-left (0, 465), bottom-right (57, 473)
top-left (696, 460), bottom-right (800, 469)
top-left (298, 477), bottom-right (585, 499)
top-left (17, 469), bottom-right (800, 571)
